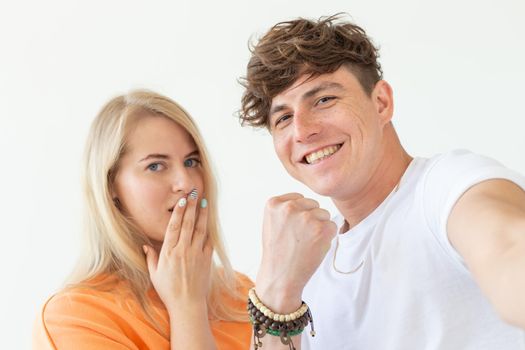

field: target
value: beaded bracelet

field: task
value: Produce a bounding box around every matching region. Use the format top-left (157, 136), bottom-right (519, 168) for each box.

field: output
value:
top-left (247, 288), bottom-right (315, 350)
top-left (248, 288), bottom-right (309, 322)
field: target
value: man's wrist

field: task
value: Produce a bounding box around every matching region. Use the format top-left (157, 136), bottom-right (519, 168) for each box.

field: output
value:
top-left (253, 283), bottom-right (303, 314)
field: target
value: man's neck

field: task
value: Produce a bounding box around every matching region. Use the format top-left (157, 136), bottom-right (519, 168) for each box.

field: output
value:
top-left (333, 143), bottom-right (412, 231)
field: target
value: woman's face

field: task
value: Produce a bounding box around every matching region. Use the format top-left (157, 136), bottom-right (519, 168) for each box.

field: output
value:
top-left (113, 114), bottom-right (204, 246)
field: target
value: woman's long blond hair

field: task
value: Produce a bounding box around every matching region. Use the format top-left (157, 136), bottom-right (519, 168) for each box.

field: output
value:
top-left (67, 90), bottom-right (245, 322)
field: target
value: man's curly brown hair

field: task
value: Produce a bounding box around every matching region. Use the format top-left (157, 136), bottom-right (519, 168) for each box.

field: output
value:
top-left (239, 14), bottom-right (383, 129)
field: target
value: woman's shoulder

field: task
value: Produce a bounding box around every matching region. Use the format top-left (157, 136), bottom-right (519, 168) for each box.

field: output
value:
top-left (42, 282), bottom-right (121, 316)
top-left (33, 275), bottom-right (141, 349)
top-left (43, 274), bottom-right (128, 312)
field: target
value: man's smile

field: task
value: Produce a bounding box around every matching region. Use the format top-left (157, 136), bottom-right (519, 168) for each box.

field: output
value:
top-left (303, 143), bottom-right (342, 164)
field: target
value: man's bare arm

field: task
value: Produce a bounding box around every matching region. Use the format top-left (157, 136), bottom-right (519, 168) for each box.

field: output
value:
top-left (448, 179), bottom-right (525, 329)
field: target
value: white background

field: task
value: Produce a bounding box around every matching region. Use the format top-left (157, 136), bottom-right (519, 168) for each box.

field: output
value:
top-left (1, 0), bottom-right (524, 348)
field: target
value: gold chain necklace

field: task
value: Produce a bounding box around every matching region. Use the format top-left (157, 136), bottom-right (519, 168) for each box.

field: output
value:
top-left (332, 239), bottom-right (365, 274)
top-left (332, 181), bottom-right (401, 274)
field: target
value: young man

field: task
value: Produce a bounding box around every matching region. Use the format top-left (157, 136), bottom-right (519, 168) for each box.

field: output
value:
top-left (239, 15), bottom-right (525, 349)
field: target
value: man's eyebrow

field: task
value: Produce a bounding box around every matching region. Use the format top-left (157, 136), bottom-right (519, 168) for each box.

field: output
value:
top-left (269, 81), bottom-right (345, 118)
top-left (269, 104), bottom-right (288, 118)
top-left (302, 81), bottom-right (344, 100)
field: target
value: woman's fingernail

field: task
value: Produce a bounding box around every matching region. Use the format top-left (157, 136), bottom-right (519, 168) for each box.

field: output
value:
top-left (200, 198), bottom-right (208, 208)
top-left (178, 197), bottom-right (187, 207)
top-left (190, 189), bottom-right (198, 200)
top-left (142, 245), bottom-right (148, 254)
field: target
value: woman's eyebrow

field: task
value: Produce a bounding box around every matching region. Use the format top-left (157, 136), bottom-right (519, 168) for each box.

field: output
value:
top-left (184, 150), bottom-right (199, 158)
top-left (139, 154), bottom-right (170, 162)
top-left (139, 150), bottom-right (199, 162)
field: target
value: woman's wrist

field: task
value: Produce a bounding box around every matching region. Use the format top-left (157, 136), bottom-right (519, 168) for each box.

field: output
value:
top-left (166, 299), bottom-right (208, 319)
top-left (168, 301), bottom-right (216, 350)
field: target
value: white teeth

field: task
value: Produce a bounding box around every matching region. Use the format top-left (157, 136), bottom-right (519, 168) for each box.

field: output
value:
top-left (305, 145), bottom-right (341, 164)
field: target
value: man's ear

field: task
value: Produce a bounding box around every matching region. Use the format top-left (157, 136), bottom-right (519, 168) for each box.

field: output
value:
top-left (372, 80), bottom-right (394, 126)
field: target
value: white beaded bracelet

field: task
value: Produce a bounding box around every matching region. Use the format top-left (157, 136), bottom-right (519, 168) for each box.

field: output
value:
top-left (248, 288), bottom-right (309, 322)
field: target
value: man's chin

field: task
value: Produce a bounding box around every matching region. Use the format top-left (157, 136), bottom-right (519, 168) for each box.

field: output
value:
top-left (305, 181), bottom-right (340, 198)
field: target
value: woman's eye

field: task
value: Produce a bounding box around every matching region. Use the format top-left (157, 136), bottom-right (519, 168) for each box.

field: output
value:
top-left (184, 158), bottom-right (201, 168)
top-left (147, 163), bottom-right (164, 172)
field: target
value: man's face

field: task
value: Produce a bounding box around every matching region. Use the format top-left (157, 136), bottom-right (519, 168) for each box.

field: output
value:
top-left (269, 66), bottom-right (393, 199)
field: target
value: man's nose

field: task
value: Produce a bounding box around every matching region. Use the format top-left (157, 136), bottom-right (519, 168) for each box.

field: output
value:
top-left (293, 110), bottom-right (321, 143)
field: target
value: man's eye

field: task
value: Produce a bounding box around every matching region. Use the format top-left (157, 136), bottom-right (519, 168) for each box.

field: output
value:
top-left (147, 163), bottom-right (164, 171)
top-left (317, 96), bottom-right (336, 105)
top-left (275, 114), bottom-right (292, 127)
top-left (184, 158), bottom-right (201, 168)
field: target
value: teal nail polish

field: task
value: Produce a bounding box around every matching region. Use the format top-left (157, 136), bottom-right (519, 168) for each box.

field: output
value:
top-left (178, 197), bottom-right (187, 207)
top-left (200, 198), bottom-right (208, 208)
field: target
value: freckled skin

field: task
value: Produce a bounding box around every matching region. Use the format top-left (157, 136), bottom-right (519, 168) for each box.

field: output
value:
top-left (270, 67), bottom-right (393, 200)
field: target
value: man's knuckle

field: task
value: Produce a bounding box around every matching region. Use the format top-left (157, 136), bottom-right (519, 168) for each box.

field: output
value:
top-left (267, 197), bottom-right (280, 208)
top-left (282, 201), bottom-right (296, 215)
top-left (299, 210), bottom-right (312, 222)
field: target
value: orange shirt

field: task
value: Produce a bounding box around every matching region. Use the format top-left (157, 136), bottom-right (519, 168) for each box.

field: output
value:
top-left (33, 273), bottom-right (253, 350)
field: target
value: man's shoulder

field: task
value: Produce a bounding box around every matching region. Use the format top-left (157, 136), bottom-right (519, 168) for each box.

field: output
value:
top-left (414, 149), bottom-right (505, 184)
top-left (427, 149), bottom-right (501, 168)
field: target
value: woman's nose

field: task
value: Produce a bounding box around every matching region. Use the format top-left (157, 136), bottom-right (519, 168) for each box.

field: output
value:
top-left (170, 169), bottom-right (195, 195)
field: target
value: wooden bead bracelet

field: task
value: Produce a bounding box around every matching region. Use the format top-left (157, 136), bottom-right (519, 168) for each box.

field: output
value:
top-left (247, 288), bottom-right (315, 350)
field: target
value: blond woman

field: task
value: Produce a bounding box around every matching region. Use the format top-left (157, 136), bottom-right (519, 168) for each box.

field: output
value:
top-left (33, 90), bottom-right (252, 349)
